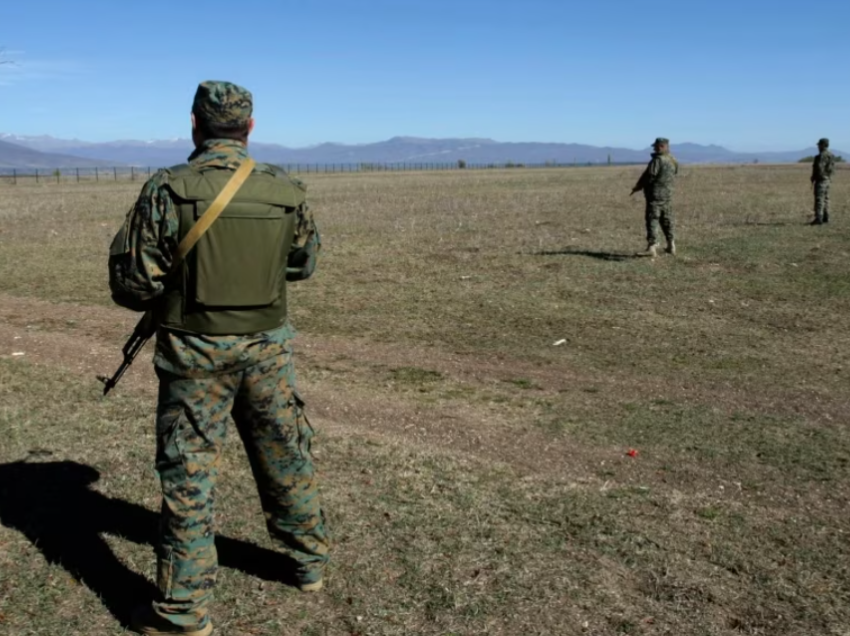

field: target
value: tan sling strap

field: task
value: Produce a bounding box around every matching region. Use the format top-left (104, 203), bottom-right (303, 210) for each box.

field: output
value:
top-left (171, 157), bottom-right (257, 271)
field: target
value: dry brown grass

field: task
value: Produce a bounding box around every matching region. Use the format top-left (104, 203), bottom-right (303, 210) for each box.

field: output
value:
top-left (1, 165), bottom-right (849, 635)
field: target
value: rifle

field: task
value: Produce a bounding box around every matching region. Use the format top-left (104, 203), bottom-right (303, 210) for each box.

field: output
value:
top-left (98, 310), bottom-right (156, 395)
top-left (631, 173), bottom-right (646, 197)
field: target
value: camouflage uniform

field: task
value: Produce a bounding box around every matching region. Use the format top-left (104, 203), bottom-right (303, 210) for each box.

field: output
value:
top-left (811, 138), bottom-right (835, 224)
top-left (109, 81), bottom-right (329, 634)
top-left (632, 138), bottom-right (679, 249)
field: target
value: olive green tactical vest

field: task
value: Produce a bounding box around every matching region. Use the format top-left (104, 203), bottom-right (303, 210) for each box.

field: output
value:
top-left (159, 163), bottom-right (304, 335)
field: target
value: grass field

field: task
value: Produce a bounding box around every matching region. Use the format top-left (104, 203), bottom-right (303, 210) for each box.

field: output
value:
top-left (1, 164), bottom-right (849, 635)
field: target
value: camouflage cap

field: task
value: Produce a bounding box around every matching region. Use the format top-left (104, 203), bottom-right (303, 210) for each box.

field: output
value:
top-left (652, 137), bottom-right (670, 146)
top-left (818, 137), bottom-right (829, 146)
top-left (192, 80), bottom-right (253, 128)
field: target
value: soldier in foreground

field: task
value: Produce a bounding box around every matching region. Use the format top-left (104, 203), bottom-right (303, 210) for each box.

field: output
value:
top-left (631, 137), bottom-right (679, 257)
top-left (811, 137), bottom-right (835, 225)
top-left (108, 81), bottom-right (329, 636)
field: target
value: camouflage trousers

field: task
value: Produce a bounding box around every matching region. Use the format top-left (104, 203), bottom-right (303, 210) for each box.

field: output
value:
top-left (814, 180), bottom-right (831, 221)
top-left (151, 353), bottom-right (330, 630)
top-left (645, 199), bottom-right (675, 245)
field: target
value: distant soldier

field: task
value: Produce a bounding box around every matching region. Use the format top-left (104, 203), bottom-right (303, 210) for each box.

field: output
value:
top-left (810, 138), bottom-right (835, 225)
top-left (631, 137), bottom-right (679, 257)
top-left (109, 81), bottom-right (329, 636)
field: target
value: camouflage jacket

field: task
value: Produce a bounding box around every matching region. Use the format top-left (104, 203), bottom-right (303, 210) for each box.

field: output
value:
top-left (108, 139), bottom-right (321, 377)
top-left (633, 152), bottom-right (679, 201)
top-left (812, 150), bottom-right (835, 182)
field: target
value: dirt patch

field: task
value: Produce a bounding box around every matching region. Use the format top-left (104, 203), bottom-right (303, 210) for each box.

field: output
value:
top-left (0, 293), bottom-right (608, 480)
top-left (2, 291), bottom-right (846, 426)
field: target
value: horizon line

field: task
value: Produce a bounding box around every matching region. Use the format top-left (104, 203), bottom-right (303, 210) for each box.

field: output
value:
top-left (0, 132), bottom-right (845, 155)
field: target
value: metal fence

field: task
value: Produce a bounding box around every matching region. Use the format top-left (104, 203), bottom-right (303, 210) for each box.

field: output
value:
top-left (0, 161), bottom-right (639, 185)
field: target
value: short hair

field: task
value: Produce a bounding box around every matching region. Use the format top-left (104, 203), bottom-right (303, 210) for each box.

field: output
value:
top-left (194, 113), bottom-right (250, 142)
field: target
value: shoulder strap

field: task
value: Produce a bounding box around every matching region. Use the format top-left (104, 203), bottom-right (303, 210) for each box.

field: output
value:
top-left (171, 158), bottom-right (256, 272)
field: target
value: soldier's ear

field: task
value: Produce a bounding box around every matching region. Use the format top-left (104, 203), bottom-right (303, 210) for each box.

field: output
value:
top-left (247, 118), bottom-right (255, 136)
top-left (191, 112), bottom-right (198, 132)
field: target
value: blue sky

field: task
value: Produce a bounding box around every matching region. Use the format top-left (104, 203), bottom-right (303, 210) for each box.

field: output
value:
top-left (1, 0), bottom-right (847, 151)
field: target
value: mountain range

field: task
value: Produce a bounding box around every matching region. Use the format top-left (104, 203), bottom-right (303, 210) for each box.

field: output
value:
top-left (0, 133), bottom-right (845, 169)
top-left (0, 138), bottom-right (125, 169)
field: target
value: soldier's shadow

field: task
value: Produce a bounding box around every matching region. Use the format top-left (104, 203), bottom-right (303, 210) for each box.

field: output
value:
top-left (0, 460), bottom-right (304, 629)
top-left (532, 248), bottom-right (643, 262)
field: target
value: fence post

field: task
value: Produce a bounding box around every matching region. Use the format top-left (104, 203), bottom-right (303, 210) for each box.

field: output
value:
top-left (131, 166), bottom-right (135, 181)
top-left (12, 169), bottom-right (16, 185)
top-left (35, 169), bottom-right (39, 184)
top-left (56, 169), bottom-right (61, 184)
top-left (95, 167), bottom-right (99, 182)
top-left (148, 167), bottom-right (151, 178)
top-left (76, 168), bottom-right (80, 183)
top-left (114, 167), bottom-right (118, 181)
